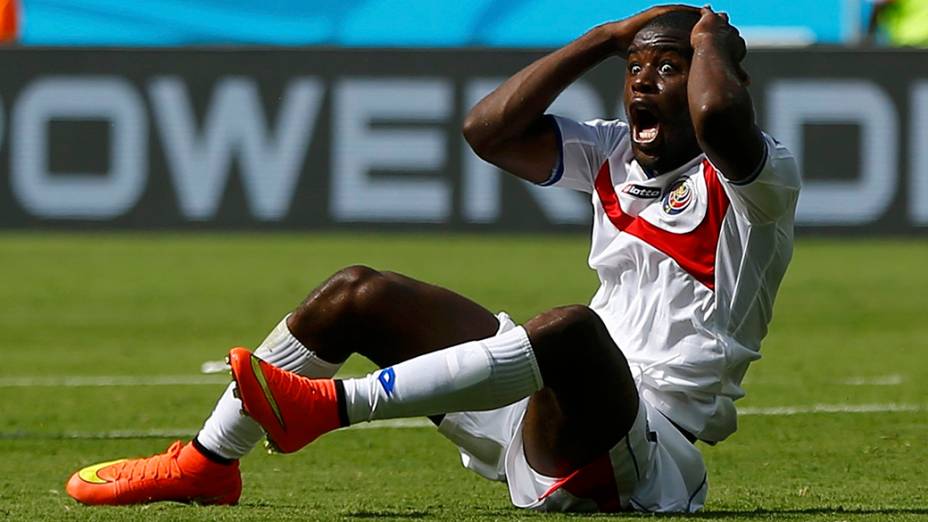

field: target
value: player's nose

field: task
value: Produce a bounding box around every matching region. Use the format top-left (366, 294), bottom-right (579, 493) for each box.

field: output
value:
top-left (631, 67), bottom-right (658, 94)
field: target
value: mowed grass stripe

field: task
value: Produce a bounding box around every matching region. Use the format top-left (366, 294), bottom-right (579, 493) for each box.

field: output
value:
top-left (4, 403), bottom-right (923, 441)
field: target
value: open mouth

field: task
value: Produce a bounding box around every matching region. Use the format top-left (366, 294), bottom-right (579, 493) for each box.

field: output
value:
top-left (630, 104), bottom-right (661, 146)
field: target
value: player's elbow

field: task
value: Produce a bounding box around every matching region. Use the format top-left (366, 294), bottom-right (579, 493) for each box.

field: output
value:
top-left (462, 113), bottom-right (499, 160)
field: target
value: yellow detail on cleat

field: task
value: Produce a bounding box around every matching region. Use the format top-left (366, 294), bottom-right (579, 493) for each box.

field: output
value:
top-left (250, 355), bottom-right (286, 430)
top-left (77, 459), bottom-right (127, 484)
top-left (224, 355), bottom-right (230, 365)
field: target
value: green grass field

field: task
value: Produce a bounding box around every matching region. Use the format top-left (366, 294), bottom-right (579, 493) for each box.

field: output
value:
top-left (1, 233), bottom-right (926, 521)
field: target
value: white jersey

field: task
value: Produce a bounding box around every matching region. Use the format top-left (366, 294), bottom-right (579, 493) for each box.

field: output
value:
top-left (544, 115), bottom-right (801, 443)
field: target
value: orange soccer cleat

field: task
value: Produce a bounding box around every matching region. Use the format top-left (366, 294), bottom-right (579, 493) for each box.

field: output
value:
top-left (227, 347), bottom-right (345, 454)
top-left (66, 441), bottom-right (242, 505)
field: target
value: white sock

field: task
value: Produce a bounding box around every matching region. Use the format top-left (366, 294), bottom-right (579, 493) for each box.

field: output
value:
top-left (196, 314), bottom-right (342, 459)
top-left (341, 326), bottom-right (542, 424)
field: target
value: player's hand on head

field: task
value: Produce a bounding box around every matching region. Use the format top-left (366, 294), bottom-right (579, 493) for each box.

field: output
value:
top-left (691, 6), bottom-right (750, 84)
top-left (691, 6), bottom-right (746, 61)
top-left (609, 4), bottom-right (701, 57)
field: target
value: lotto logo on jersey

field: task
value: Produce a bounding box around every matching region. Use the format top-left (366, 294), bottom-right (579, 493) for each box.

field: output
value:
top-left (662, 178), bottom-right (693, 215)
top-left (622, 184), bottom-right (662, 199)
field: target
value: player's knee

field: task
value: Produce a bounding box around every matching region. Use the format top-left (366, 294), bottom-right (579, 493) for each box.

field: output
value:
top-left (527, 305), bottom-right (632, 399)
top-left (331, 264), bottom-right (380, 291)
top-left (331, 265), bottom-right (409, 321)
top-left (291, 265), bottom-right (382, 325)
top-left (552, 304), bottom-right (604, 339)
top-left (527, 305), bottom-right (608, 357)
top-left (332, 264), bottom-right (391, 308)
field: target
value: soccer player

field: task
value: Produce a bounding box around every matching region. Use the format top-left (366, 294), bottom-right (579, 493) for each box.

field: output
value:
top-left (65, 4), bottom-right (800, 513)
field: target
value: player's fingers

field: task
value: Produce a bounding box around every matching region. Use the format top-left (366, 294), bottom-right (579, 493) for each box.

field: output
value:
top-left (719, 12), bottom-right (730, 23)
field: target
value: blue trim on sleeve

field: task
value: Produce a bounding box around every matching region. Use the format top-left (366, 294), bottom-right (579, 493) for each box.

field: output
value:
top-left (727, 138), bottom-right (770, 186)
top-left (537, 115), bottom-right (564, 187)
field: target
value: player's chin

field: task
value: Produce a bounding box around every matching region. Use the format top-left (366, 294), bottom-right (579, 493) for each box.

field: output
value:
top-left (631, 144), bottom-right (662, 171)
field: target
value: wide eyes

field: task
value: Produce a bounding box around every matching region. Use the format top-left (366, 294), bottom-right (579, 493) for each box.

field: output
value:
top-left (628, 61), bottom-right (678, 76)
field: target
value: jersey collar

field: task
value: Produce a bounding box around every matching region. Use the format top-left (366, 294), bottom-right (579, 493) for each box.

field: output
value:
top-left (651, 154), bottom-right (705, 179)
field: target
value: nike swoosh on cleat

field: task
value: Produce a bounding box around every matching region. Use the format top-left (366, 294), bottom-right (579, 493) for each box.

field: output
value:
top-left (250, 355), bottom-right (286, 430)
top-left (77, 459), bottom-right (127, 484)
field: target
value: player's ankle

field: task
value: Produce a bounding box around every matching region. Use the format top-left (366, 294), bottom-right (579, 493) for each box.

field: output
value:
top-left (190, 437), bottom-right (238, 466)
top-left (333, 379), bottom-right (351, 428)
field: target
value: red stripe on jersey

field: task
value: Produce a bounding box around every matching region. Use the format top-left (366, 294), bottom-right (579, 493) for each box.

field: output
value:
top-left (540, 453), bottom-right (621, 512)
top-left (594, 159), bottom-right (731, 291)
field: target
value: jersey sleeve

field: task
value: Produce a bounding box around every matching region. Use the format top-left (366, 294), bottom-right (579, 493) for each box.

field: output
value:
top-left (537, 115), bottom-right (629, 193)
top-left (716, 132), bottom-right (801, 224)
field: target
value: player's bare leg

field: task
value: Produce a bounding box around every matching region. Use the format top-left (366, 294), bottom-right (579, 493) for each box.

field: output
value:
top-left (294, 273), bottom-right (639, 474)
top-left (232, 267), bottom-right (639, 476)
top-left (193, 265), bottom-right (500, 459)
top-left (295, 285), bottom-right (641, 475)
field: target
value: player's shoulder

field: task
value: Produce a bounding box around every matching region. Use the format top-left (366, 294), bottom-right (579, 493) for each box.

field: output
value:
top-left (553, 115), bottom-right (629, 143)
top-left (586, 118), bottom-right (630, 141)
top-left (584, 118), bottom-right (631, 157)
top-left (753, 130), bottom-right (802, 189)
top-left (550, 115), bottom-right (632, 166)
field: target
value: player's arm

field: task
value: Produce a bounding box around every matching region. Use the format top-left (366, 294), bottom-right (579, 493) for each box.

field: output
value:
top-left (463, 5), bottom-right (699, 184)
top-left (687, 7), bottom-right (766, 183)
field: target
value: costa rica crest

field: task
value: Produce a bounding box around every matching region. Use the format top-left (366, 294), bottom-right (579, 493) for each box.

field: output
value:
top-left (662, 177), bottom-right (693, 215)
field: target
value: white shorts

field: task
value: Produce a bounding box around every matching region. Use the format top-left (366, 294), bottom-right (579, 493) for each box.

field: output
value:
top-left (437, 313), bottom-right (708, 513)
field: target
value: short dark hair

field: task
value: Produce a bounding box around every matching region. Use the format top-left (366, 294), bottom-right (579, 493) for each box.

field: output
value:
top-left (638, 10), bottom-right (701, 39)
